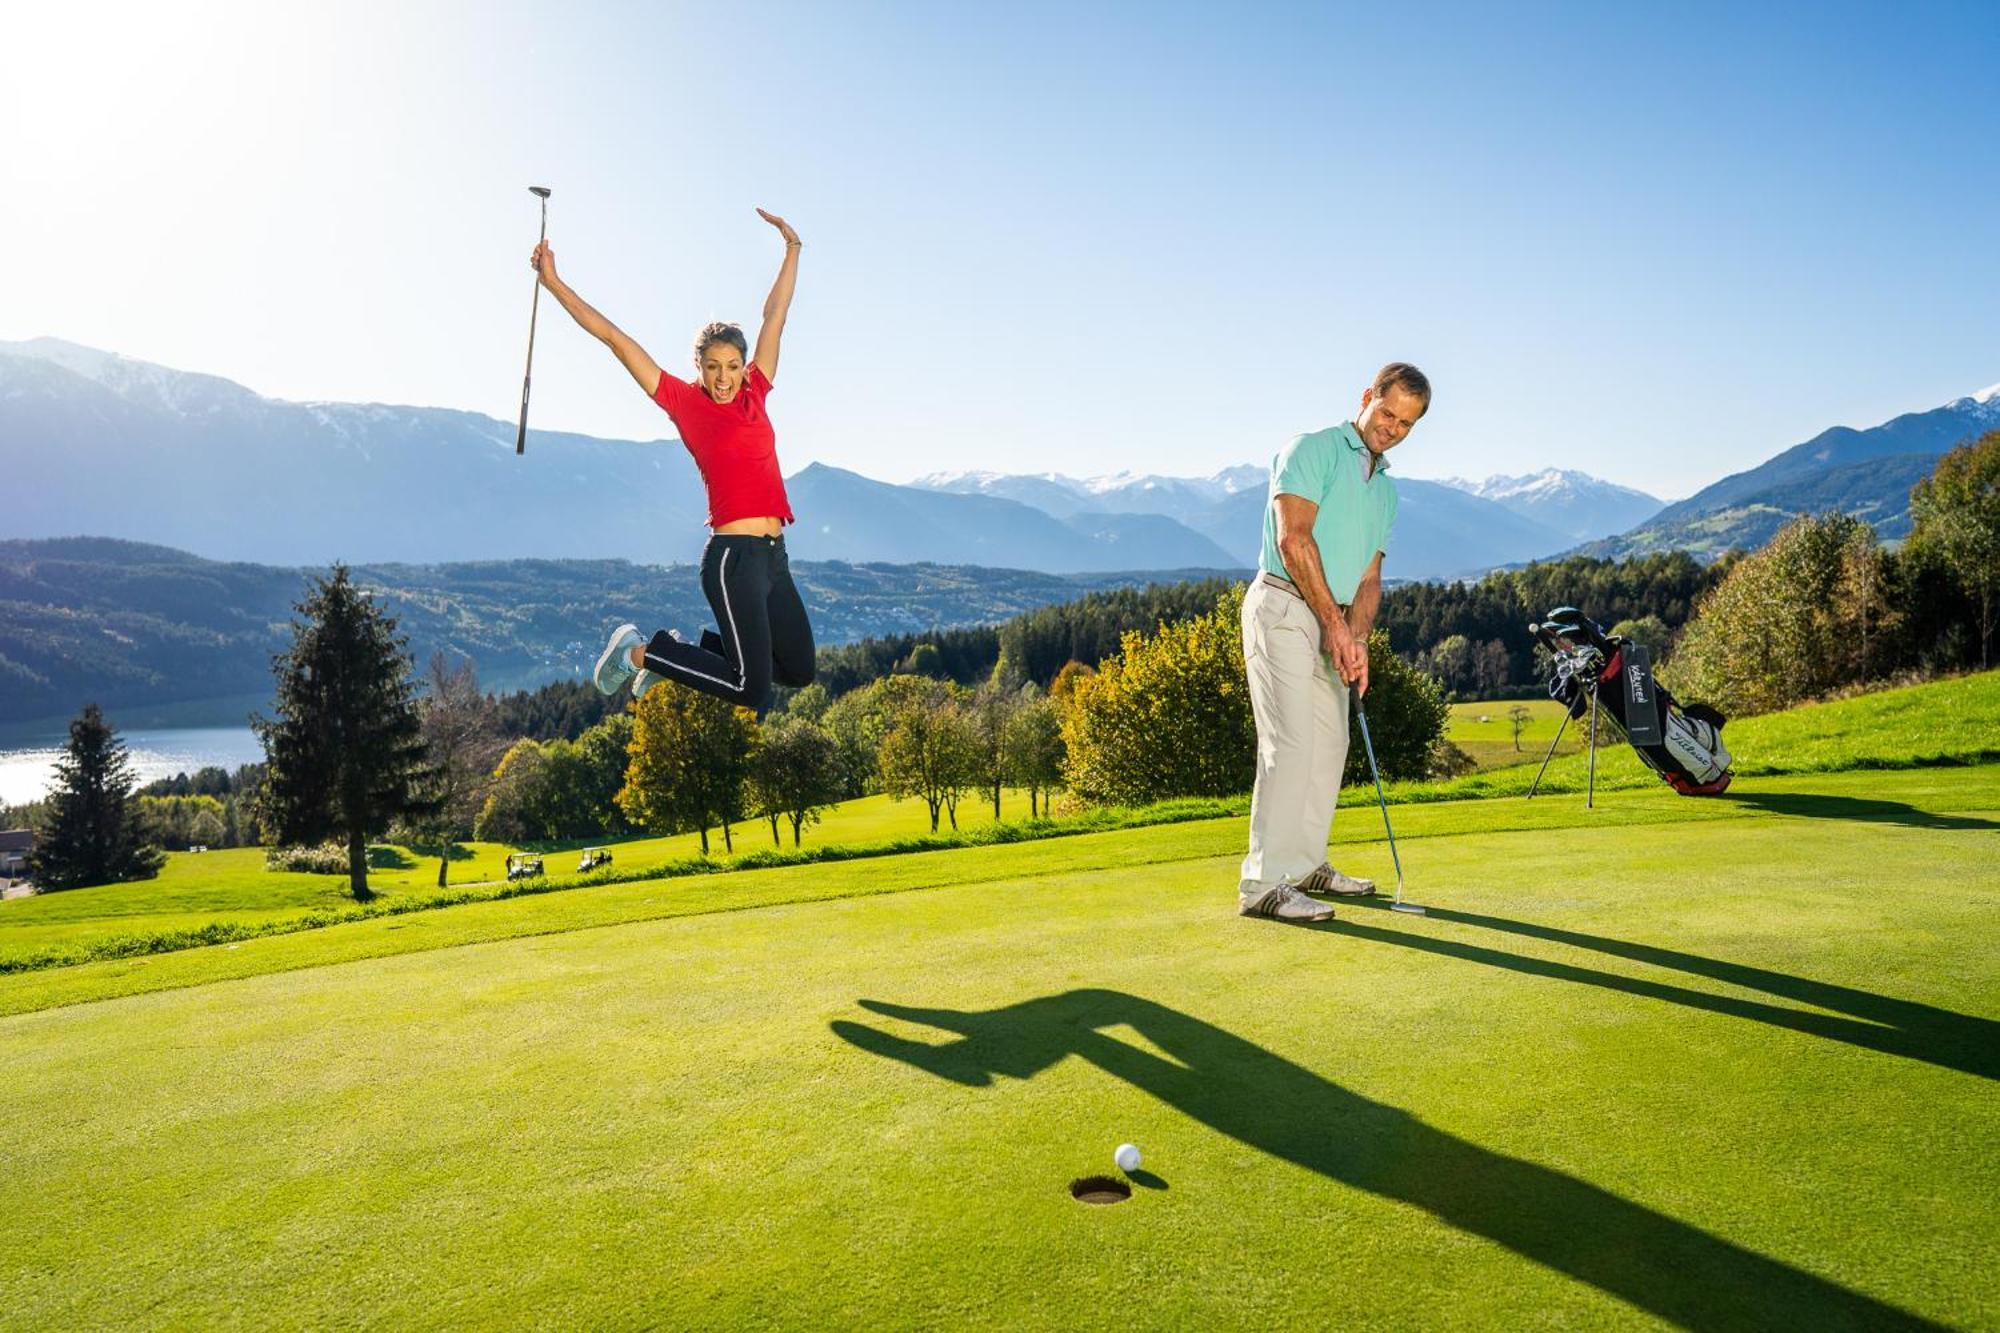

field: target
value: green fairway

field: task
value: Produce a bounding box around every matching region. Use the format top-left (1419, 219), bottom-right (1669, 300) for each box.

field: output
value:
top-left (1, 764), bottom-right (1994, 1327)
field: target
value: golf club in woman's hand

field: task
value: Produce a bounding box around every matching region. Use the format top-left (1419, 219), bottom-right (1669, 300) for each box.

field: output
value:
top-left (516, 185), bottom-right (552, 454)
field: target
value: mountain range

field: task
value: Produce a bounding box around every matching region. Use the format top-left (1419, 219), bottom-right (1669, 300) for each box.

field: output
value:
top-left (913, 464), bottom-right (1662, 575)
top-left (6, 337), bottom-right (1989, 580)
top-left (4, 338), bottom-right (1636, 579)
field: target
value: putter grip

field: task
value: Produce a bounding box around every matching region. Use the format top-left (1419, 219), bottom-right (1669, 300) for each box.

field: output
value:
top-left (516, 377), bottom-right (530, 454)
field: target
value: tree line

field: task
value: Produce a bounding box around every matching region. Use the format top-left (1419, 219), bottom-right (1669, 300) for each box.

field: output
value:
top-left (25, 429), bottom-right (1995, 894)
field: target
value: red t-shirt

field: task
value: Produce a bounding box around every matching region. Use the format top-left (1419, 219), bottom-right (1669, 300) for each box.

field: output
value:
top-left (651, 363), bottom-right (795, 527)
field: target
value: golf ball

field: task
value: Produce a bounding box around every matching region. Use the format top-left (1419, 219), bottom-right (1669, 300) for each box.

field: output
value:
top-left (1114, 1143), bottom-right (1142, 1173)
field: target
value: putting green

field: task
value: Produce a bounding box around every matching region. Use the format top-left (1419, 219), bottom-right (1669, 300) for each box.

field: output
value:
top-left (1, 765), bottom-right (1994, 1326)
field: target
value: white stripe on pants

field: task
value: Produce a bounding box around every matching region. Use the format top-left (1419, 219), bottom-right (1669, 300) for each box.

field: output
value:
top-left (1239, 578), bottom-right (1350, 891)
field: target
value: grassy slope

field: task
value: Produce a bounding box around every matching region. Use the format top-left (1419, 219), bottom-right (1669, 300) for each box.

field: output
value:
top-left (1408, 667), bottom-right (2000, 802)
top-left (0, 789), bottom-right (1038, 967)
top-left (1447, 697), bottom-right (1586, 769)
top-left (0, 764), bottom-right (1993, 1327)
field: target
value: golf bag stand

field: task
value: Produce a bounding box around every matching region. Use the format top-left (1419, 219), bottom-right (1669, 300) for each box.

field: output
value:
top-left (1526, 679), bottom-right (1582, 800)
top-left (1529, 608), bottom-right (1735, 801)
top-left (1524, 668), bottom-right (1603, 806)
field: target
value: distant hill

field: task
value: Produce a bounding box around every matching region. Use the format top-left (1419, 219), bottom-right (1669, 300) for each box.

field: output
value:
top-left (1580, 387), bottom-right (1999, 559)
top-left (0, 538), bottom-right (1239, 727)
top-left (784, 464), bottom-right (1241, 570)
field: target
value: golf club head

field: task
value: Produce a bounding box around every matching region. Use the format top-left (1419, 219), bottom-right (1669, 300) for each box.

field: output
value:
top-left (1391, 902), bottom-right (1426, 915)
top-left (529, 186), bottom-right (551, 198)
top-left (1541, 606), bottom-right (1612, 652)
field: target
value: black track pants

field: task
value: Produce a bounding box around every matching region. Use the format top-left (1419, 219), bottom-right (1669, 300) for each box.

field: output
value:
top-left (641, 534), bottom-right (815, 715)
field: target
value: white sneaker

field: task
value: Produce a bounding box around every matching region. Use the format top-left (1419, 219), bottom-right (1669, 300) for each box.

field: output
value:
top-left (593, 623), bottom-right (642, 695)
top-left (1296, 862), bottom-right (1376, 897)
top-left (1238, 879), bottom-right (1334, 922)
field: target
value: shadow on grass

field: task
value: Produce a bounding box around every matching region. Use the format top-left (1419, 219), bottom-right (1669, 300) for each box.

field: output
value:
top-left (834, 990), bottom-right (1936, 1329)
top-left (365, 846), bottom-right (417, 870)
top-left (1717, 790), bottom-right (2000, 831)
top-left (1341, 903), bottom-right (1998, 1082)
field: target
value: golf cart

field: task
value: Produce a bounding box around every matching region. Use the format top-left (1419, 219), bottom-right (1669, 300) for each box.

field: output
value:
top-left (577, 846), bottom-right (613, 873)
top-left (506, 853), bottom-right (545, 882)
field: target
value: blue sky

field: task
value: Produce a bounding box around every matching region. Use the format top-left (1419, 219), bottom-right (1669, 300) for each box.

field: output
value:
top-left (7, 0), bottom-right (1996, 498)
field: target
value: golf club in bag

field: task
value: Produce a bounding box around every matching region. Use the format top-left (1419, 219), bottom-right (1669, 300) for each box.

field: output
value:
top-left (1526, 607), bottom-right (1733, 802)
top-left (516, 185), bottom-right (552, 454)
top-left (1354, 689), bottom-right (1422, 915)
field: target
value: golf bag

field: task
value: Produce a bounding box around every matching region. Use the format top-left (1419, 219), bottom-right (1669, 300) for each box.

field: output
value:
top-left (1532, 608), bottom-right (1734, 796)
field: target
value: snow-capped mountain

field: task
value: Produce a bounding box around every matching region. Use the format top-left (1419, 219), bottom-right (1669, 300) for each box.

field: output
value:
top-left (1436, 468), bottom-right (1665, 542)
top-left (913, 465), bottom-right (1268, 524)
top-left (921, 461), bottom-right (1584, 577)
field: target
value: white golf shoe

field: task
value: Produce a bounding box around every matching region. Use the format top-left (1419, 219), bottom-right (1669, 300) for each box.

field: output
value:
top-left (593, 623), bottom-right (643, 695)
top-left (1238, 879), bottom-right (1335, 922)
top-left (1296, 862), bottom-right (1377, 897)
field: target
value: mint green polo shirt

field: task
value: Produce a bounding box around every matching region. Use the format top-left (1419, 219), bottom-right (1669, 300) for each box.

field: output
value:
top-left (1257, 421), bottom-right (1399, 604)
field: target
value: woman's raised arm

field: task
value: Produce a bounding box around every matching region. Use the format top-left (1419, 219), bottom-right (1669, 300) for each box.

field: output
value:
top-left (531, 240), bottom-right (663, 397)
top-left (752, 208), bottom-right (801, 383)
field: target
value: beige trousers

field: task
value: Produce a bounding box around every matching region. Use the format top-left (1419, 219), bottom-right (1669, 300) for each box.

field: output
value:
top-left (1239, 576), bottom-right (1350, 891)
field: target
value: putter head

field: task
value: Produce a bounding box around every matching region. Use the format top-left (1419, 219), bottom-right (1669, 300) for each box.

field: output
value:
top-left (529, 185), bottom-right (551, 198)
top-left (1391, 903), bottom-right (1426, 915)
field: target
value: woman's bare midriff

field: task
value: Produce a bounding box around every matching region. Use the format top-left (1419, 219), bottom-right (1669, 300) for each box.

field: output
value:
top-left (713, 516), bottom-right (785, 537)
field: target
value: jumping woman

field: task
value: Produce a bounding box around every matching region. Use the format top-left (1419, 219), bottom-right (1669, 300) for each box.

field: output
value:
top-left (530, 208), bottom-right (814, 716)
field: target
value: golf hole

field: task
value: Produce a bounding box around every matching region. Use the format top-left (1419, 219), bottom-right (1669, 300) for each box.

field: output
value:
top-left (1070, 1176), bottom-right (1132, 1205)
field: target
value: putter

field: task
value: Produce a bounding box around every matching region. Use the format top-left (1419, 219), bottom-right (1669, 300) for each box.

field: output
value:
top-left (516, 185), bottom-right (552, 454)
top-left (1353, 689), bottom-right (1422, 915)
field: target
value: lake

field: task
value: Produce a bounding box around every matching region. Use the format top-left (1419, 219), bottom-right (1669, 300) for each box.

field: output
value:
top-left (0, 727), bottom-right (266, 809)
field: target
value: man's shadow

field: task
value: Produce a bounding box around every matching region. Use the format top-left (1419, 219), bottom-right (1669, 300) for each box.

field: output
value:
top-left (1339, 902), bottom-right (1999, 1081)
top-left (834, 989), bottom-right (1939, 1330)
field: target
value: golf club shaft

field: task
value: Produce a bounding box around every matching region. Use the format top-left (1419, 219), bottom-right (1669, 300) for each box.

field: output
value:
top-left (1353, 693), bottom-right (1405, 893)
top-left (516, 198), bottom-right (549, 455)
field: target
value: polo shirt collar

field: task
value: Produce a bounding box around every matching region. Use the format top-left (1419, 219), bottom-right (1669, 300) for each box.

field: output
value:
top-left (1339, 420), bottom-right (1391, 472)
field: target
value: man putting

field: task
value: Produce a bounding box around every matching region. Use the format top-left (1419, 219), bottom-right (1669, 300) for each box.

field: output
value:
top-left (1238, 363), bottom-right (1430, 922)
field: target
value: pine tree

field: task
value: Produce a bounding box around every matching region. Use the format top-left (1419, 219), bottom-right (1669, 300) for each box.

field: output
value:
top-left (254, 566), bottom-right (438, 900)
top-left (28, 704), bottom-right (165, 891)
